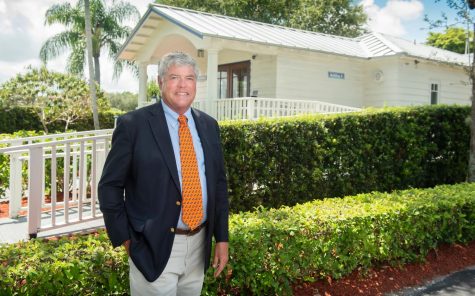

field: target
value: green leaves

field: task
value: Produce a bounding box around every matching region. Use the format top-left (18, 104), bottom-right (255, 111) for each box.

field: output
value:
top-left (0, 183), bottom-right (474, 294)
top-left (207, 182), bottom-right (475, 294)
top-left (41, 0), bottom-right (140, 83)
top-left (0, 67), bottom-right (112, 133)
top-left (221, 105), bottom-right (471, 213)
top-left (157, 0), bottom-right (367, 37)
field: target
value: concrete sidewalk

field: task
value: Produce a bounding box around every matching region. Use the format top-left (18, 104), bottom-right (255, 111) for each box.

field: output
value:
top-left (387, 266), bottom-right (475, 296)
top-left (0, 205), bottom-right (104, 244)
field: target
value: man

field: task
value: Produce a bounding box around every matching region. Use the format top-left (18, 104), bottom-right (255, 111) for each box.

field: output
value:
top-left (98, 51), bottom-right (229, 295)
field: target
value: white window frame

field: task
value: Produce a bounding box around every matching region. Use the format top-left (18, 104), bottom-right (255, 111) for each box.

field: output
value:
top-left (430, 81), bottom-right (440, 105)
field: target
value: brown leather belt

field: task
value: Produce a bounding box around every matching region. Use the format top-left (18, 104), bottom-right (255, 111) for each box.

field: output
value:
top-left (175, 221), bottom-right (207, 236)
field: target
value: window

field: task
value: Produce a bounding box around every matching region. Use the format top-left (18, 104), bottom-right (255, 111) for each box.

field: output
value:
top-left (430, 83), bottom-right (439, 105)
top-left (217, 61), bottom-right (250, 98)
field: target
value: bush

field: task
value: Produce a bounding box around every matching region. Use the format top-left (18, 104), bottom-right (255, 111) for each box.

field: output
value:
top-left (1, 182), bottom-right (474, 295)
top-left (0, 106), bottom-right (122, 134)
top-left (221, 105), bottom-right (470, 212)
top-left (214, 182), bottom-right (475, 294)
top-left (0, 105), bottom-right (470, 212)
top-left (0, 107), bottom-right (43, 133)
top-left (0, 232), bottom-right (128, 295)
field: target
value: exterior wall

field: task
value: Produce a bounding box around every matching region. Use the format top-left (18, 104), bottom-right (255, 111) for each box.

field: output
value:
top-left (196, 49), bottom-right (277, 99)
top-left (363, 57), bottom-right (402, 107)
top-left (363, 56), bottom-right (470, 107)
top-left (250, 54), bottom-right (277, 98)
top-left (397, 57), bottom-right (470, 106)
top-left (274, 51), bottom-right (365, 107)
top-left (192, 40), bottom-right (471, 108)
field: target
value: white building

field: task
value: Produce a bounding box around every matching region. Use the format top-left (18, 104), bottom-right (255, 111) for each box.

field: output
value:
top-left (118, 3), bottom-right (471, 119)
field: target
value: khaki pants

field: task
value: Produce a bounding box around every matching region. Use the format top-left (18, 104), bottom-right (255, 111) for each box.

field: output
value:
top-left (129, 228), bottom-right (205, 296)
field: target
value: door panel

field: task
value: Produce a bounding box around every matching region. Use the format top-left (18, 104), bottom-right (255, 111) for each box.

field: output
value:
top-left (218, 61), bottom-right (250, 98)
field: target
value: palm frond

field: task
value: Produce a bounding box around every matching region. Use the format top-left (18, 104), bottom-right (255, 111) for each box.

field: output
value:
top-left (108, 1), bottom-right (140, 24)
top-left (44, 3), bottom-right (79, 27)
top-left (40, 31), bottom-right (81, 63)
top-left (66, 42), bottom-right (86, 76)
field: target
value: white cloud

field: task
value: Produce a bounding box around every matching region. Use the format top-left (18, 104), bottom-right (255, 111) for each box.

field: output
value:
top-left (0, 0), bottom-right (153, 93)
top-left (361, 0), bottom-right (424, 37)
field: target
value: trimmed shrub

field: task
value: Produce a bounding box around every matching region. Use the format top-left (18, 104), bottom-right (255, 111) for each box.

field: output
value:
top-left (0, 105), bottom-right (470, 212)
top-left (0, 107), bottom-right (43, 133)
top-left (1, 182), bottom-right (474, 295)
top-left (0, 106), bottom-right (121, 133)
top-left (221, 105), bottom-right (470, 212)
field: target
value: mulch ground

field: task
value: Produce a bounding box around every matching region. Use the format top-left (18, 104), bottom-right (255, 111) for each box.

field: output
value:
top-left (293, 240), bottom-right (475, 295)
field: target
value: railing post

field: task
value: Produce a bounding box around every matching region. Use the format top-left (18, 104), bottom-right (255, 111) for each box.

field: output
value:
top-left (28, 147), bottom-right (44, 239)
top-left (247, 98), bottom-right (255, 119)
top-left (9, 140), bottom-right (22, 218)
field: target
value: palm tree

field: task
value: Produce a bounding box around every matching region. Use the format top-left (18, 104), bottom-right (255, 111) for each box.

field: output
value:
top-left (40, 0), bottom-right (140, 85)
top-left (84, 0), bottom-right (100, 129)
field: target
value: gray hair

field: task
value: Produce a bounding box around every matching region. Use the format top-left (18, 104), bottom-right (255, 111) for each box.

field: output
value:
top-left (157, 52), bottom-right (199, 82)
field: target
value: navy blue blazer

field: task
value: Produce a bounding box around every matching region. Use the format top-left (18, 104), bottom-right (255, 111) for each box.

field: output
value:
top-left (98, 102), bottom-right (229, 282)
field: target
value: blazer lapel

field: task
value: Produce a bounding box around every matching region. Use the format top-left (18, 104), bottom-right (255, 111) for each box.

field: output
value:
top-left (192, 109), bottom-right (211, 160)
top-left (148, 102), bottom-right (181, 192)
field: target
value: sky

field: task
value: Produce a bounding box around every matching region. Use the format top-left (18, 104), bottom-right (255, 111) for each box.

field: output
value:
top-left (0, 0), bottom-right (465, 94)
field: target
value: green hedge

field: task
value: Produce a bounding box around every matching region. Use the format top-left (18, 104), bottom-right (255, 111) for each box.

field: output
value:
top-left (1, 182), bottom-right (474, 295)
top-left (0, 107), bottom-right (43, 133)
top-left (0, 105), bottom-right (470, 212)
top-left (221, 105), bottom-right (470, 212)
top-left (0, 106), bottom-right (121, 133)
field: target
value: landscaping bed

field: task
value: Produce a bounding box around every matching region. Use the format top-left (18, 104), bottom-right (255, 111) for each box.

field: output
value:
top-left (1, 182), bottom-right (474, 295)
top-left (293, 240), bottom-right (475, 295)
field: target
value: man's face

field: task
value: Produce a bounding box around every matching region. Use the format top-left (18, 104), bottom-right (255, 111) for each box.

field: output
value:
top-left (160, 64), bottom-right (197, 115)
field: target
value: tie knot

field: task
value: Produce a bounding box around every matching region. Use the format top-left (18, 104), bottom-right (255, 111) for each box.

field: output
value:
top-left (178, 115), bottom-right (187, 125)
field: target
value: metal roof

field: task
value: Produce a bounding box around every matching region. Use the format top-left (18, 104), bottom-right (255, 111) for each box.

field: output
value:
top-left (119, 3), bottom-right (469, 66)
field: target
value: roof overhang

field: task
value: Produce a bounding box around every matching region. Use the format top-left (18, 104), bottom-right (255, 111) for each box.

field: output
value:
top-left (117, 5), bottom-right (204, 61)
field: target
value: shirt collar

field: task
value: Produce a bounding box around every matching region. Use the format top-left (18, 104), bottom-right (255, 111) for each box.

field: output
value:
top-left (161, 100), bottom-right (193, 127)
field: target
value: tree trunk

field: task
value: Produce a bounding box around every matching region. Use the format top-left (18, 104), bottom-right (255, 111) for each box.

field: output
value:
top-left (94, 55), bottom-right (101, 85)
top-left (470, 68), bottom-right (475, 182)
top-left (84, 0), bottom-right (100, 130)
top-left (469, 23), bottom-right (475, 182)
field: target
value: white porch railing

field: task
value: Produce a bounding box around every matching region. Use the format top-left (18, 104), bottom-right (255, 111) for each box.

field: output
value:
top-left (0, 130), bottom-right (113, 238)
top-left (192, 97), bottom-right (361, 121)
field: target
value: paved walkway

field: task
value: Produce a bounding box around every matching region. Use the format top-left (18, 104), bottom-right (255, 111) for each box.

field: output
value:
top-left (387, 266), bottom-right (475, 296)
top-left (0, 206), bottom-right (104, 244)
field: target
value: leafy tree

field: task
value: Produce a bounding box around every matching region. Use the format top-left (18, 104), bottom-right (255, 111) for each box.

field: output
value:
top-left (106, 91), bottom-right (138, 112)
top-left (0, 67), bottom-right (109, 133)
top-left (426, 0), bottom-right (475, 181)
top-left (426, 27), bottom-right (472, 54)
top-left (40, 0), bottom-right (140, 85)
top-left (147, 80), bottom-right (161, 102)
top-left (287, 0), bottom-right (367, 37)
top-left (156, 0), bottom-right (367, 37)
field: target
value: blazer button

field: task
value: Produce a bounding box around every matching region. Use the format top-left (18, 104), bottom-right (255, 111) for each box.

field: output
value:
top-left (176, 201), bottom-right (181, 206)
top-left (170, 227), bottom-right (175, 233)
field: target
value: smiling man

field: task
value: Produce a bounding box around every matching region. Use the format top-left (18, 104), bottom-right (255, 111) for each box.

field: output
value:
top-left (98, 52), bottom-right (229, 296)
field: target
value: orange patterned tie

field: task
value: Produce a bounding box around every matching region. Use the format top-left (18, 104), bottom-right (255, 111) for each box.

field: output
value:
top-left (178, 115), bottom-right (203, 230)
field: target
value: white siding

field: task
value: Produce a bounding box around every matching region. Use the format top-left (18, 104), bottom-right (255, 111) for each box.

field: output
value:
top-left (275, 51), bottom-right (365, 107)
top-left (218, 50), bottom-right (252, 65)
top-left (397, 57), bottom-right (470, 105)
top-left (250, 55), bottom-right (277, 98)
top-left (363, 57), bottom-right (402, 107)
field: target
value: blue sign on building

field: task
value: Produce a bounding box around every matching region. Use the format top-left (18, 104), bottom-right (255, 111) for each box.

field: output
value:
top-left (328, 71), bottom-right (345, 80)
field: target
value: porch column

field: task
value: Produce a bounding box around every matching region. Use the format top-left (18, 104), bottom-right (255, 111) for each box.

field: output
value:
top-left (206, 49), bottom-right (219, 117)
top-left (138, 62), bottom-right (148, 109)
